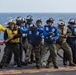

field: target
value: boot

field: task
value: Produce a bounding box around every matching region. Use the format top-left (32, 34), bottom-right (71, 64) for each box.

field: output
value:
top-left (46, 62), bottom-right (50, 68)
top-left (17, 63), bottom-right (22, 67)
top-left (13, 62), bottom-right (17, 67)
top-left (17, 64), bottom-right (22, 67)
top-left (0, 64), bottom-right (3, 69)
top-left (21, 62), bottom-right (28, 66)
top-left (36, 64), bottom-right (40, 69)
top-left (63, 61), bottom-right (67, 66)
top-left (69, 62), bottom-right (76, 66)
top-left (54, 64), bottom-right (58, 69)
top-left (28, 59), bottom-right (33, 64)
top-left (4, 64), bottom-right (9, 67)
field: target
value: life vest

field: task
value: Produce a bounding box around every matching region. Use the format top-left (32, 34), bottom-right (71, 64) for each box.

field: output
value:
top-left (6, 27), bottom-right (20, 43)
top-left (58, 26), bottom-right (68, 35)
top-left (58, 26), bottom-right (70, 43)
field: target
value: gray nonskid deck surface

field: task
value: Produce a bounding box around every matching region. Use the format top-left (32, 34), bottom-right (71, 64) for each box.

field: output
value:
top-left (0, 45), bottom-right (76, 75)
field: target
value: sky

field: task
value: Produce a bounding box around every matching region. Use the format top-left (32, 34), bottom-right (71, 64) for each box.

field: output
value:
top-left (0, 0), bottom-right (76, 13)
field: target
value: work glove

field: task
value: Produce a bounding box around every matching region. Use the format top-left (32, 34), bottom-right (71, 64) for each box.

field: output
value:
top-left (56, 38), bottom-right (64, 44)
top-left (59, 35), bottom-right (67, 38)
top-left (49, 35), bottom-right (53, 41)
top-left (50, 32), bottom-right (54, 36)
top-left (41, 39), bottom-right (44, 45)
top-left (22, 34), bottom-right (27, 37)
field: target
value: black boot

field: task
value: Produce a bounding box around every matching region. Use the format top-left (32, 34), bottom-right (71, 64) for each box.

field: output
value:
top-left (0, 64), bottom-right (3, 69)
top-left (4, 64), bottom-right (9, 67)
top-left (36, 58), bottom-right (41, 69)
top-left (63, 61), bottom-right (67, 66)
top-left (17, 63), bottom-right (22, 67)
top-left (36, 64), bottom-right (40, 69)
top-left (22, 61), bottom-right (28, 66)
top-left (28, 61), bottom-right (33, 64)
top-left (54, 64), bottom-right (58, 69)
top-left (69, 62), bottom-right (76, 66)
top-left (17, 64), bottom-right (22, 67)
top-left (46, 62), bottom-right (50, 68)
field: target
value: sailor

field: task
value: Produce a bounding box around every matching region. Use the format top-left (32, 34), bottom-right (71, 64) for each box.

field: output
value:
top-left (56, 19), bottom-right (76, 66)
top-left (26, 15), bottom-right (37, 63)
top-left (26, 15), bottom-right (34, 28)
top-left (39, 18), bottom-right (59, 68)
top-left (26, 24), bottom-right (43, 69)
top-left (5, 16), bottom-right (26, 66)
top-left (36, 19), bottom-right (44, 30)
top-left (36, 19), bottom-right (44, 54)
top-left (16, 16), bottom-right (26, 64)
top-left (0, 19), bottom-right (22, 68)
top-left (64, 18), bottom-right (76, 65)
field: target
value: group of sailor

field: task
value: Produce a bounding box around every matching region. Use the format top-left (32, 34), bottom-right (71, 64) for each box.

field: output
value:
top-left (0, 15), bottom-right (76, 69)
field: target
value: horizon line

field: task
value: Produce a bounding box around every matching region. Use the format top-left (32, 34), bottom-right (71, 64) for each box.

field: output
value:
top-left (0, 12), bottom-right (76, 14)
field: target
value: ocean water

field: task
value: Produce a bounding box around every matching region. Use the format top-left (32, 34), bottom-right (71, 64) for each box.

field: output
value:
top-left (0, 13), bottom-right (76, 39)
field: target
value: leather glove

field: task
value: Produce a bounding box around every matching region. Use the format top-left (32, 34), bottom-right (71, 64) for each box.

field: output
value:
top-left (64, 35), bottom-right (68, 38)
top-left (50, 32), bottom-right (54, 36)
top-left (56, 38), bottom-right (63, 44)
top-left (13, 35), bottom-right (18, 39)
top-left (49, 35), bottom-right (53, 41)
top-left (22, 34), bottom-right (27, 37)
top-left (60, 35), bottom-right (67, 38)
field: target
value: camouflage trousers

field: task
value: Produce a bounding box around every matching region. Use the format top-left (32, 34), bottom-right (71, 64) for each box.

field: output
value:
top-left (1, 43), bottom-right (21, 66)
top-left (46, 42), bottom-right (73, 64)
top-left (25, 43), bottom-right (41, 65)
top-left (39, 42), bottom-right (57, 65)
top-left (63, 44), bottom-right (76, 64)
top-left (56, 42), bottom-right (73, 63)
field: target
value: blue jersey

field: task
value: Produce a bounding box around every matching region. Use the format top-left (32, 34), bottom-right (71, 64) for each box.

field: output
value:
top-left (37, 25), bottom-right (44, 31)
top-left (27, 28), bottom-right (43, 45)
top-left (19, 24), bottom-right (28, 43)
top-left (19, 24), bottom-right (28, 33)
top-left (67, 25), bottom-right (76, 44)
top-left (67, 25), bottom-right (76, 35)
top-left (26, 23), bottom-right (34, 29)
top-left (43, 25), bottom-right (59, 44)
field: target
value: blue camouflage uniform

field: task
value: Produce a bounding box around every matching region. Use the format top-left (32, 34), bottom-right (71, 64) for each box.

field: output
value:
top-left (40, 25), bottom-right (59, 66)
top-left (26, 27), bottom-right (43, 67)
top-left (66, 25), bottom-right (76, 64)
top-left (27, 28), bottom-right (43, 45)
top-left (37, 25), bottom-right (44, 55)
top-left (37, 25), bottom-right (44, 31)
top-left (43, 25), bottom-right (58, 43)
top-left (19, 24), bottom-right (28, 44)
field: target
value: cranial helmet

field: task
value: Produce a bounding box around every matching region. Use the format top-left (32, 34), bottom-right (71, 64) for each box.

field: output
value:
top-left (68, 18), bottom-right (76, 25)
top-left (36, 19), bottom-right (42, 24)
top-left (57, 19), bottom-right (65, 26)
top-left (26, 15), bottom-right (33, 21)
top-left (46, 18), bottom-right (54, 24)
top-left (8, 19), bottom-right (16, 25)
